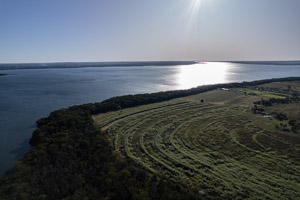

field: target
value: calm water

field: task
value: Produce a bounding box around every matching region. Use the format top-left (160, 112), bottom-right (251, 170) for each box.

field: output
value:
top-left (1, 62), bottom-right (300, 176)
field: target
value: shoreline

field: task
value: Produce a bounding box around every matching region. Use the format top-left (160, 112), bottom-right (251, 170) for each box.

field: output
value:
top-left (1, 76), bottom-right (300, 198)
top-left (2, 77), bottom-right (300, 171)
top-left (0, 61), bottom-right (196, 71)
top-left (1, 60), bottom-right (300, 71)
top-left (229, 60), bottom-right (300, 65)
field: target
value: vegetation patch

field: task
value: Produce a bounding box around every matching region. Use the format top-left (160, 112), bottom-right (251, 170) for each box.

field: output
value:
top-left (244, 89), bottom-right (287, 99)
top-left (96, 82), bottom-right (300, 199)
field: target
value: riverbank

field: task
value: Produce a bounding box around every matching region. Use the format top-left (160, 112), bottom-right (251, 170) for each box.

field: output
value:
top-left (1, 77), bottom-right (300, 200)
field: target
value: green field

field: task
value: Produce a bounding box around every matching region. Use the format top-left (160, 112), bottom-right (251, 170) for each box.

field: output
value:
top-left (94, 83), bottom-right (300, 199)
top-left (260, 81), bottom-right (300, 91)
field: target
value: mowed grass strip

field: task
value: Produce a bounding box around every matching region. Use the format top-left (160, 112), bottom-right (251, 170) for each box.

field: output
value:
top-left (94, 87), bottom-right (300, 199)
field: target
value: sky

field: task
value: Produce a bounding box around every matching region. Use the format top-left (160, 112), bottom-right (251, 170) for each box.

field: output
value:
top-left (0, 0), bottom-right (300, 63)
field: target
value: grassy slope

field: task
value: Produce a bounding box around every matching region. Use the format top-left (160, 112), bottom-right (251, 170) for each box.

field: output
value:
top-left (94, 83), bottom-right (300, 200)
top-left (260, 81), bottom-right (300, 91)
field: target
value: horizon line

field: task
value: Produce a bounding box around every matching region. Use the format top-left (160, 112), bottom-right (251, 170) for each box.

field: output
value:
top-left (1, 59), bottom-right (300, 65)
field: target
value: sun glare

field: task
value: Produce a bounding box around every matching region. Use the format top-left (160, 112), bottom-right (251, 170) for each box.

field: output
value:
top-left (184, 0), bottom-right (203, 37)
top-left (193, 0), bottom-right (202, 8)
top-left (176, 62), bottom-right (231, 89)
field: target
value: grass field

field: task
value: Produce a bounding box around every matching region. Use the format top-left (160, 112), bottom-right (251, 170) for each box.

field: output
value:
top-left (244, 89), bottom-right (287, 99)
top-left (94, 82), bottom-right (300, 199)
top-left (260, 81), bottom-right (300, 91)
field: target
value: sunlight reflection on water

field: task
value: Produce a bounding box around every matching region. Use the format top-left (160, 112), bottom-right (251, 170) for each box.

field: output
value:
top-left (175, 62), bottom-right (232, 89)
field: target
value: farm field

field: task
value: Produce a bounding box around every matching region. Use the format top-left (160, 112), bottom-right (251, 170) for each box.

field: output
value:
top-left (94, 82), bottom-right (300, 199)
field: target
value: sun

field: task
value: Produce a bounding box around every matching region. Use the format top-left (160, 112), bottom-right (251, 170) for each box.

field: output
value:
top-left (189, 0), bottom-right (202, 13)
top-left (192, 0), bottom-right (202, 8)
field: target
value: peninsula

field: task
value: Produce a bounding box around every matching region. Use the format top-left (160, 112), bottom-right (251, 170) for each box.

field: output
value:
top-left (1, 77), bottom-right (300, 200)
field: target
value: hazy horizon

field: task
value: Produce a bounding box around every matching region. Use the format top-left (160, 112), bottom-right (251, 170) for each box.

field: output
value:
top-left (1, 0), bottom-right (300, 63)
top-left (1, 60), bottom-right (300, 65)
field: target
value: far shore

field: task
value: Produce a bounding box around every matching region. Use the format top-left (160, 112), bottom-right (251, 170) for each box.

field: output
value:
top-left (229, 60), bottom-right (300, 65)
top-left (0, 73), bottom-right (7, 76)
top-left (0, 61), bottom-right (196, 71)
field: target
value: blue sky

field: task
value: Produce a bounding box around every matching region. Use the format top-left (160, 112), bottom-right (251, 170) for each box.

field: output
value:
top-left (0, 0), bottom-right (299, 63)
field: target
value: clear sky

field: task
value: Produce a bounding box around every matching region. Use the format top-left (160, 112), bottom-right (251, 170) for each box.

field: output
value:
top-left (0, 0), bottom-right (299, 63)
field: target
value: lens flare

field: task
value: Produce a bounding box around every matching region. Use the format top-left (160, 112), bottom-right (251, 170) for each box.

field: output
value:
top-left (184, 0), bottom-right (202, 36)
top-left (192, 0), bottom-right (202, 8)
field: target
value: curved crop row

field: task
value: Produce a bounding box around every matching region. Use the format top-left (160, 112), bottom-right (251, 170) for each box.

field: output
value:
top-left (103, 100), bottom-right (300, 199)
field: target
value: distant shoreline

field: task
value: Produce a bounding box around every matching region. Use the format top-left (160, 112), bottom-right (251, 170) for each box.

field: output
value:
top-left (229, 60), bottom-right (300, 65)
top-left (0, 61), bottom-right (196, 71)
top-left (1, 60), bottom-right (300, 71)
top-left (0, 73), bottom-right (7, 76)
